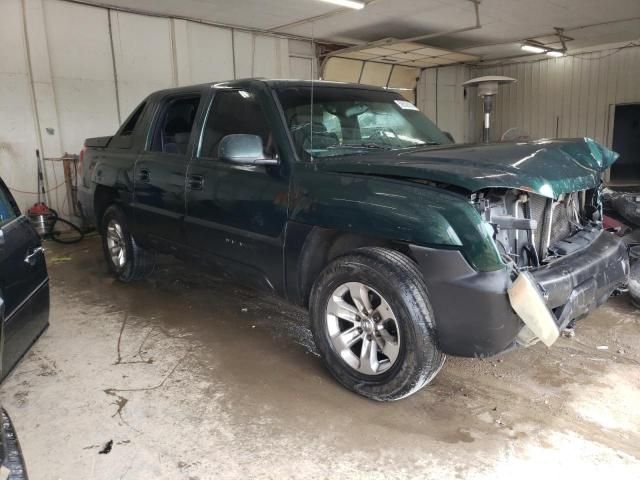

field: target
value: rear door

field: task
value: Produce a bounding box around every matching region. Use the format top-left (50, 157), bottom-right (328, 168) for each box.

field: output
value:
top-left (0, 179), bottom-right (49, 380)
top-left (133, 92), bottom-right (204, 251)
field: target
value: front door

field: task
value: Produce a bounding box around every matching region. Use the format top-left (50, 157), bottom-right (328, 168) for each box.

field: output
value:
top-left (185, 89), bottom-right (289, 293)
top-left (134, 93), bottom-right (203, 252)
top-left (0, 180), bottom-right (49, 380)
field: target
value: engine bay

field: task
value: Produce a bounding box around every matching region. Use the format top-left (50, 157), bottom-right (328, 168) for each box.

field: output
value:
top-left (472, 186), bottom-right (603, 270)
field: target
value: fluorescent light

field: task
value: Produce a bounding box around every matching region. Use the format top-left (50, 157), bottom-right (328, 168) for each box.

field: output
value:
top-left (546, 50), bottom-right (565, 57)
top-left (319, 0), bottom-right (365, 9)
top-left (521, 44), bottom-right (545, 54)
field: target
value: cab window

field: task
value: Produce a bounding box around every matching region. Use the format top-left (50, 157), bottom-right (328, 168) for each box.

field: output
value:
top-left (0, 185), bottom-right (18, 227)
top-left (199, 90), bottom-right (275, 160)
top-left (149, 95), bottom-right (201, 155)
top-left (119, 102), bottom-right (146, 136)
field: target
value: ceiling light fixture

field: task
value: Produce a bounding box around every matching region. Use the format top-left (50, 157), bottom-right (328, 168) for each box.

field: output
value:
top-left (522, 41), bottom-right (567, 57)
top-left (521, 43), bottom-right (546, 54)
top-left (319, 0), bottom-right (366, 10)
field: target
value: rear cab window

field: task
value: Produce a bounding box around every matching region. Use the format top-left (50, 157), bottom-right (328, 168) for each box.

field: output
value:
top-left (119, 102), bottom-right (146, 137)
top-left (109, 101), bottom-right (149, 149)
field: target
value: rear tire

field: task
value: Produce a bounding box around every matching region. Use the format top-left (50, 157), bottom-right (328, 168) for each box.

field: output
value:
top-left (309, 247), bottom-right (445, 401)
top-left (100, 205), bottom-right (155, 282)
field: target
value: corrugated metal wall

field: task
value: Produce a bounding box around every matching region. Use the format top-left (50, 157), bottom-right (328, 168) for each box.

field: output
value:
top-left (468, 45), bottom-right (640, 146)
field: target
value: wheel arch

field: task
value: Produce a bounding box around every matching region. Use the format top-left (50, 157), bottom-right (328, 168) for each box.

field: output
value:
top-left (290, 225), bottom-right (415, 307)
top-left (94, 184), bottom-right (119, 229)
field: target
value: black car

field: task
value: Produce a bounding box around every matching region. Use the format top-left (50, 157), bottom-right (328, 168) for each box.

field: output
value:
top-left (0, 177), bottom-right (51, 478)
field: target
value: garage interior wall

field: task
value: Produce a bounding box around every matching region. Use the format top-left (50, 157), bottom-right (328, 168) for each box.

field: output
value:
top-left (467, 44), bottom-right (640, 146)
top-left (417, 43), bottom-right (640, 148)
top-left (0, 0), bottom-right (317, 218)
top-left (417, 65), bottom-right (472, 144)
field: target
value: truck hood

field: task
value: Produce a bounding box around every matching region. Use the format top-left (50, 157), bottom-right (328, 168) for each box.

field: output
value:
top-left (317, 138), bottom-right (618, 199)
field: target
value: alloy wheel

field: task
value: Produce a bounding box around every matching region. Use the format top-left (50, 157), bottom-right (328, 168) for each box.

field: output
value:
top-left (106, 219), bottom-right (126, 269)
top-left (326, 282), bottom-right (401, 375)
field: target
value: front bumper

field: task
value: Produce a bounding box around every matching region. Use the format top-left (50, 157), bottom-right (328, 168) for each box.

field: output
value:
top-left (410, 230), bottom-right (629, 357)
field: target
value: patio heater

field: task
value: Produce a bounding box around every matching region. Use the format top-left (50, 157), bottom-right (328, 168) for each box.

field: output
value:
top-left (463, 76), bottom-right (517, 143)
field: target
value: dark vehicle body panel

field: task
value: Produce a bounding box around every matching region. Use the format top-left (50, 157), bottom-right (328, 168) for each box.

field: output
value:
top-left (0, 177), bottom-right (50, 479)
top-left (78, 79), bottom-right (628, 359)
top-left (0, 181), bottom-right (49, 380)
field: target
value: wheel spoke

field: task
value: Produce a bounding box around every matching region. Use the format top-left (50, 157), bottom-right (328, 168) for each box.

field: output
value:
top-left (359, 337), bottom-right (379, 375)
top-left (376, 327), bottom-right (400, 361)
top-left (334, 326), bottom-right (362, 351)
top-left (349, 283), bottom-right (371, 315)
top-left (359, 284), bottom-right (373, 314)
top-left (327, 297), bottom-right (359, 323)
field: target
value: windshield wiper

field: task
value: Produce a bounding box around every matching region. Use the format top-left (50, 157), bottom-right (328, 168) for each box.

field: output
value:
top-left (326, 143), bottom-right (393, 151)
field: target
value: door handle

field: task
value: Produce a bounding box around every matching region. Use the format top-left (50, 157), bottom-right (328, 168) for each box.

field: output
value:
top-left (24, 246), bottom-right (44, 266)
top-left (188, 174), bottom-right (204, 190)
top-left (138, 168), bottom-right (151, 183)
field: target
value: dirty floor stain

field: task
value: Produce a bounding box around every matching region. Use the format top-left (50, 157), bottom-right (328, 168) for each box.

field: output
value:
top-left (0, 236), bottom-right (639, 479)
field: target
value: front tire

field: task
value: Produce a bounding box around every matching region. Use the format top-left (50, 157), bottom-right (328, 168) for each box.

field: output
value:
top-left (100, 205), bottom-right (155, 282)
top-left (309, 247), bottom-right (445, 401)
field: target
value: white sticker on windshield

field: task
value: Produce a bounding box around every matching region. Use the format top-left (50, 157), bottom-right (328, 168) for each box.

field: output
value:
top-left (394, 100), bottom-right (419, 111)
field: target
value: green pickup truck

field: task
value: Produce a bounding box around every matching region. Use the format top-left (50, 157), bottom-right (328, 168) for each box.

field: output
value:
top-left (78, 79), bottom-right (629, 401)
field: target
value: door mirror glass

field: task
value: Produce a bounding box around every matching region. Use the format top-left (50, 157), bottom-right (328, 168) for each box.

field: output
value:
top-left (219, 134), bottom-right (278, 165)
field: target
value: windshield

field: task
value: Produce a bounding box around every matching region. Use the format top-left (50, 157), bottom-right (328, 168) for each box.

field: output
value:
top-left (276, 86), bottom-right (452, 160)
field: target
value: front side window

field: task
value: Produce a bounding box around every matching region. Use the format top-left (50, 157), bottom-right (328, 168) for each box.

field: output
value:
top-left (0, 185), bottom-right (18, 227)
top-left (276, 86), bottom-right (452, 160)
top-left (199, 90), bottom-right (275, 159)
top-left (149, 95), bottom-right (201, 154)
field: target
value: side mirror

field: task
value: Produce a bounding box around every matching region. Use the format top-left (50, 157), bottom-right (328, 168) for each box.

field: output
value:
top-left (219, 134), bottom-right (278, 166)
top-left (443, 131), bottom-right (455, 143)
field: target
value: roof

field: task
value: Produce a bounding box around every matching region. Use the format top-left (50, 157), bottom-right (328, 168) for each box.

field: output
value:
top-left (149, 78), bottom-right (391, 97)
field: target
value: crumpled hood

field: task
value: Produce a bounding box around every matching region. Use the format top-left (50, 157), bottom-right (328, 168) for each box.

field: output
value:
top-left (317, 138), bottom-right (618, 198)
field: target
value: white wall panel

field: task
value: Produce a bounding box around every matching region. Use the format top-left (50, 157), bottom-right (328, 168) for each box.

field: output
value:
top-left (0, 0), bottom-right (316, 216)
top-left (0, 0), bottom-right (40, 213)
top-left (470, 46), bottom-right (640, 145)
top-left (109, 10), bottom-right (175, 118)
top-left (43, 0), bottom-right (119, 155)
top-left (233, 32), bottom-right (290, 79)
top-left (184, 22), bottom-right (234, 83)
top-left (417, 65), bottom-right (471, 143)
top-left (289, 56), bottom-right (313, 80)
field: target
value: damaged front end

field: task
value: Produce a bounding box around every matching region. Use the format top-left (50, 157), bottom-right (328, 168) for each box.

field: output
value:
top-left (473, 185), bottom-right (629, 348)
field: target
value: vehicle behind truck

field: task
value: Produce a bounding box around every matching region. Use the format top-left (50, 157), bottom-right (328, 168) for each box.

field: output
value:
top-left (78, 79), bottom-right (628, 401)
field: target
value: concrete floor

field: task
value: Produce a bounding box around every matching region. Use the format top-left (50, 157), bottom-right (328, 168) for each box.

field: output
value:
top-left (1, 236), bottom-right (640, 479)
